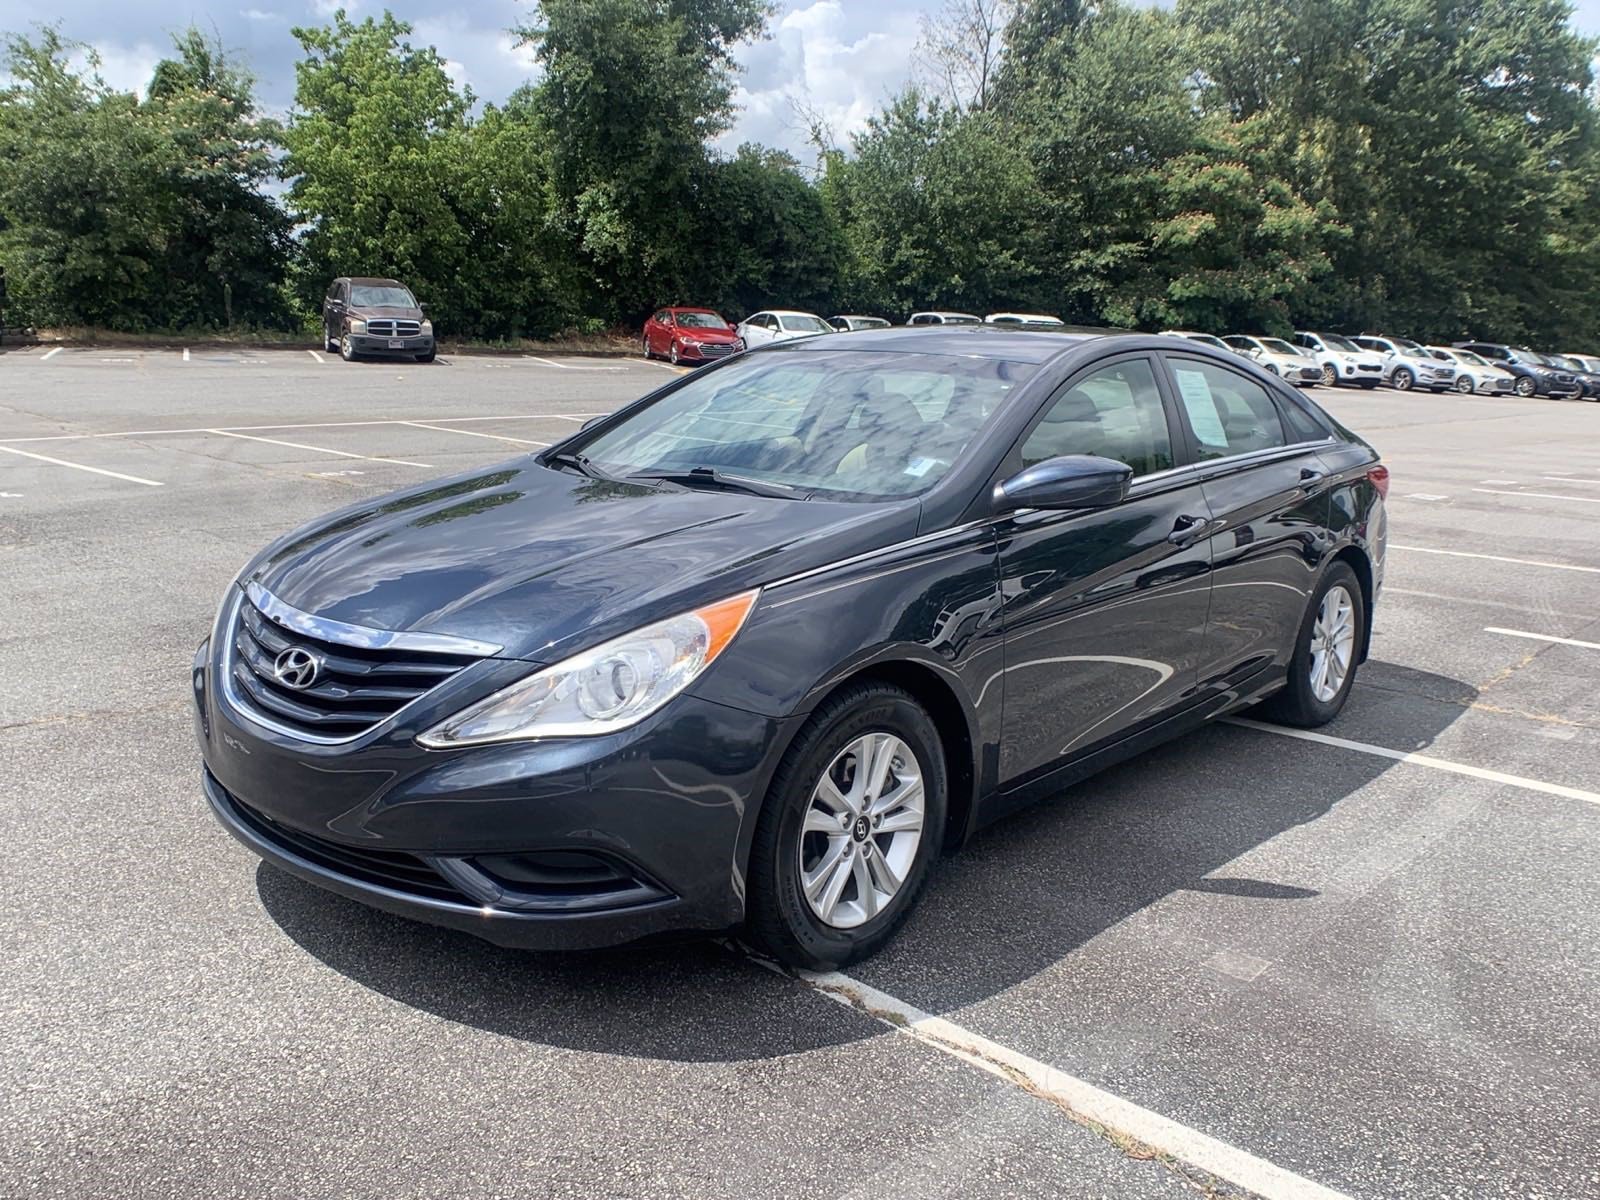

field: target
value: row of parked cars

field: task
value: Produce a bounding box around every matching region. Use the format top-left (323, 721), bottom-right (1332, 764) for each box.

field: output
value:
top-left (639, 305), bottom-right (1600, 400)
top-left (1161, 329), bottom-right (1600, 399)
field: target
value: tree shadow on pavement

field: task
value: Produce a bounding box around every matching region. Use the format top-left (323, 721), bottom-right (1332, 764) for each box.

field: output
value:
top-left (259, 660), bottom-right (1477, 1061)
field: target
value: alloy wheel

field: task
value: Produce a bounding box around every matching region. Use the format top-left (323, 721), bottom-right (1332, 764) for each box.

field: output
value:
top-left (1321, 363), bottom-right (1338, 387)
top-left (797, 732), bottom-right (925, 930)
top-left (1393, 369), bottom-right (1413, 391)
top-left (1309, 585), bottom-right (1356, 704)
top-left (670, 342), bottom-right (681, 365)
top-left (1515, 376), bottom-right (1536, 397)
top-left (1455, 376), bottom-right (1474, 394)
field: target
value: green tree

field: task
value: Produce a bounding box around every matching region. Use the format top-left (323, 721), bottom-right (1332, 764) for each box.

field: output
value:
top-left (281, 10), bottom-right (474, 328)
top-left (514, 0), bottom-right (773, 317)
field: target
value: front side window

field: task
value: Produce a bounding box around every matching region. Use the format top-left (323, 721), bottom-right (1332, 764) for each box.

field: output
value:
top-left (778, 314), bottom-right (831, 334)
top-left (577, 349), bottom-right (1034, 499)
top-left (1169, 359), bottom-right (1288, 459)
top-left (350, 285), bottom-right (417, 308)
top-left (1021, 359), bottom-right (1174, 477)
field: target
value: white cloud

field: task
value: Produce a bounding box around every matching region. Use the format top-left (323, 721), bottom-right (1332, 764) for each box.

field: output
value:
top-left (71, 41), bottom-right (163, 97)
top-left (410, 15), bottom-right (540, 104)
top-left (241, 8), bottom-right (280, 21)
top-left (722, 0), bottom-right (919, 161)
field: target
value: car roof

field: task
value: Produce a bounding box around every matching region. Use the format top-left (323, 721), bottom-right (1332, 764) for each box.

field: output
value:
top-left (765, 309), bottom-right (822, 317)
top-left (346, 277), bottom-right (408, 287)
top-left (911, 311), bottom-right (980, 318)
top-left (986, 312), bottom-right (1063, 322)
top-left (665, 306), bottom-right (719, 314)
top-left (768, 324), bottom-right (1136, 364)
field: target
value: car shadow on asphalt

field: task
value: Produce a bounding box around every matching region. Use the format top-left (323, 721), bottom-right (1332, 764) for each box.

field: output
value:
top-left (257, 660), bottom-right (1476, 1061)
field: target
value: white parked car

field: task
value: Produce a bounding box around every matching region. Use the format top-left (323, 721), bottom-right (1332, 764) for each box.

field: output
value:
top-left (1292, 331), bottom-right (1386, 389)
top-left (1425, 346), bottom-right (1515, 395)
top-left (735, 310), bottom-right (833, 346)
top-left (828, 315), bottom-right (891, 331)
top-left (1222, 335), bottom-right (1323, 387)
top-left (907, 311), bottom-right (981, 325)
top-left (1159, 329), bottom-right (1232, 352)
top-left (1351, 334), bottom-right (1457, 392)
top-left (984, 312), bottom-right (1065, 326)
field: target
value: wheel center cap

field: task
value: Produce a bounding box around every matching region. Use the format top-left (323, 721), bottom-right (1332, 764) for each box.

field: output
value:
top-left (852, 816), bottom-right (871, 842)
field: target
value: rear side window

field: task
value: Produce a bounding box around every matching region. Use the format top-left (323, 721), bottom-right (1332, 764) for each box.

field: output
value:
top-left (1169, 359), bottom-right (1288, 459)
top-left (1279, 396), bottom-right (1329, 442)
top-left (1021, 359), bottom-right (1174, 477)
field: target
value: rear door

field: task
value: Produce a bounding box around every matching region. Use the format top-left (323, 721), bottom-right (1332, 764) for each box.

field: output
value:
top-left (993, 353), bottom-right (1214, 796)
top-left (1158, 352), bottom-right (1333, 696)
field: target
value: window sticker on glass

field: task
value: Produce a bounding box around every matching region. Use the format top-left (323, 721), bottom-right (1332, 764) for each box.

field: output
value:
top-left (1173, 367), bottom-right (1228, 448)
top-left (904, 456), bottom-right (942, 477)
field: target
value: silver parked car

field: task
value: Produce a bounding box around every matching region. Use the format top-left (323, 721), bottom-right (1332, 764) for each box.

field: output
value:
top-left (829, 315), bottom-right (891, 332)
top-left (907, 311), bottom-right (982, 326)
top-left (1159, 330), bottom-right (1232, 352)
top-left (1350, 335), bottom-right (1456, 392)
top-left (1222, 335), bottom-right (1322, 387)
top-left (1425, 346), bottom-right (1515, 395)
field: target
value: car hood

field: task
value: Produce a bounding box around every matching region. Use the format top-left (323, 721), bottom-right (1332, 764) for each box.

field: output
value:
top-left (244, 460), bottom-right (910, 662)
top-left (676, 326), bottom-right (740, 342)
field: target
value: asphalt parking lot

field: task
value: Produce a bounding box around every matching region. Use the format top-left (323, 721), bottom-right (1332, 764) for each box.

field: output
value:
top-left (2, 344), bottom-right (1598, 1200)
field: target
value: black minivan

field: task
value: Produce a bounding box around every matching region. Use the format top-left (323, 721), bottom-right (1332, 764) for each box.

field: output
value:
top-left (195, 328), bottom-right (1386, 968)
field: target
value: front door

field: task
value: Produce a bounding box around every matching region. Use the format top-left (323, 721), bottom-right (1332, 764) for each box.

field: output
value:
top-left (994, 354), bottom-right (1214, 795)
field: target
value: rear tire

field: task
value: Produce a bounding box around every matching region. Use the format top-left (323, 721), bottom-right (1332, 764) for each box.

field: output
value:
top-left (1258, 562), bottom-right (1365, 729)
top-left (746, 682), bottom-right (947, 970)
top-left (641, 336), bottom-right (653, 360)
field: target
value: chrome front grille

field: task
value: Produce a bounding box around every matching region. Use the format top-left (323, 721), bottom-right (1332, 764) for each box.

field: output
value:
top-left (698, 342), bottom-right (738, 357)
top-left (223, 585), bottom-right (492, 742)
top-left (366, 319), bottom-right (422, 338)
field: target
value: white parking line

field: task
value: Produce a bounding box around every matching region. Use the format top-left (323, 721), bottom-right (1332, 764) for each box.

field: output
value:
top-left (398, 420), bottom-right (549, 447)
top-left (0, 414), bottom-right (608, 444)
top-left (1485, 626), bottom-right (1600, 652)
top-left (206, 429), bottom-right (433, 469)
top-left (1541, 475), bottom-right (1600, 485)
top-left (40, 347), bottom-right (62, 361)
top-left (1225, 718), bottom-right (1600, 806)
top-left (523, 355), bottom-right (627, 372)
top-left (796, 970), bottom-right (1355, 1200)
top-left (1388, 544), bottom-right (1600, 575)
top-left (0, 444), bottom-right (163, 487)
top-left (182, 348), bottom-right (191, 363)
top-left (308, 349), bottom-right (325, 364)
top-left (1473, 487), bottom-right (1600, 505)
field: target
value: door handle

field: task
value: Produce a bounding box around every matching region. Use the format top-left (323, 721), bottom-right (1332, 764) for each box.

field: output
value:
top-left (1299, 467), bottom-right (1327, 486)
top-left (1167, 514), bottom-right (1213, 546)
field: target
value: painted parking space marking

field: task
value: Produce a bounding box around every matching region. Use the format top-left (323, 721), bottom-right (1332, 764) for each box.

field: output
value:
top-left (523, 355), bottom-right (627, 372)
top-left (307, 349), bottom-right (325, 364)
top-left (1473, 487), bottom-right (1600, 505)
top-left (1485, 626), bottom-right (1600, 652)
top-left (182, 348), bottom-right (191, 362)
top-left (1540, 475), bottom-right (1600, 485)
top-left (1401, 492), bottom-right (1449, 501)
top-left (0, 444), bottom-right (163, 487)
top-left (1388, 545), bottom-right (1600, 575)
top-left (0, 414), bottom-right (609, 445)
top-left (793, 969), bottom-right (1355, 1200)
top-left (1479, 478), bottom-right (1519, 484)
top-left (40, 347), bottom-right (62, 361)
top-left (398, 420), bottom-right (550, 447)
top-left (1225, 718), bottom-right (1600, 807)
top-left (206, 429), bottom-right (434, 469)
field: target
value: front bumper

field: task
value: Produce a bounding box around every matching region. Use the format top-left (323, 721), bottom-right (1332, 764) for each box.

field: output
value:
top-left (678, 342), bottom-right (741, 363)
top-left (194, 636), bottom-right (790, 950)
top-left (348, 334), bottom-right (434, 356)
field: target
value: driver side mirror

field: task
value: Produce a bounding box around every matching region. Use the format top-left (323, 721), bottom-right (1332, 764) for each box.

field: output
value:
top-left (993, 455), bottom-right (1132, 513)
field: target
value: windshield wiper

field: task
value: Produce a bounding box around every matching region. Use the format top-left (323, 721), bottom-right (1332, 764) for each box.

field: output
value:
top-left (628, 466), bottom-right (808, 499)
top-left (543, 449), bottom-right (615, 481)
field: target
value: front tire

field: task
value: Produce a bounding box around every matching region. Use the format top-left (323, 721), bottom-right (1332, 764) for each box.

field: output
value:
top-left (746, 682), bottom-right (947, 969)
top-left (1258, 562), bottom-right (1365, 728)
top-left (1514, 376), bottom-right (1536, 397)
top-left (339, 333), bottom-right (356, 362)
top-left (1455, 376), bottom-right (1475, 394)
top-left (1391, 368), bottom-right (1413, 391)
top-left (669, 342), bottom-right (681, 366)
top-left (1321, 363), bottom-right (1338, 387)
top-left (416, 348), bottom-right (436, 363)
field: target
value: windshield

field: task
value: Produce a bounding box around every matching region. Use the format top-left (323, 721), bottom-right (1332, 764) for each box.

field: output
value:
top-left (576, 349), bottom-right (1034, 500)
top-left (1258, 338), bottom-right (1299, 355)
top-left (941, 315), bottom-right (981, 325)
top-left (1401, 346), bottom-right (1432, 359)
top-left (350, 285), bottom-right (416, 308)
top-left (779, 314), bottom-right (832, 334)
top-left (1322, 333), bottom-right (1361, 352)
top-left (1185, 333), bottom-right (1229, 350)
top-left (848, 317), bottom-right (890, 329)
top-left (1451, 349), bottom-right (1488, 366)
top-left (676, 312), bottom-right (729, 329)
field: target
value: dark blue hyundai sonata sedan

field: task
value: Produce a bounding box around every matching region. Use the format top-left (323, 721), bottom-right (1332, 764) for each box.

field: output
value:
top-left (194, 327), bottom-right (1387, 968)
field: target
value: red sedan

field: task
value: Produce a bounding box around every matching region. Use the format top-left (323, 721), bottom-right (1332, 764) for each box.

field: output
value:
top-left (641, 307), bottom-right (744, 365)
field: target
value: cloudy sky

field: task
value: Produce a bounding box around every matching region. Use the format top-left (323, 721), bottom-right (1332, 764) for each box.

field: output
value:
top-left (3, 0), bottom-right (1599, 161)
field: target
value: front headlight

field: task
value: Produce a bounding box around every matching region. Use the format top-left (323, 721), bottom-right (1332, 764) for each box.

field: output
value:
top-left (421, 319), bottom-right (433, 335)
top-left (417, 589), bottom-right (760, 748)
top-left (348, 318), bottom-right (367, 334)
